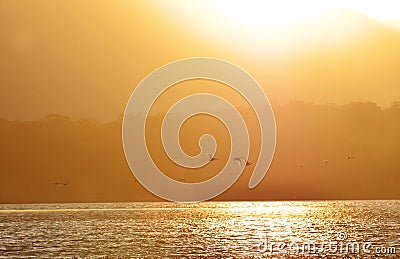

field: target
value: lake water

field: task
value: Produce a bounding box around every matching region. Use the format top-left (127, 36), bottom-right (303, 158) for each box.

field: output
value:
top-left (0, 201), bottom-right (399, 258)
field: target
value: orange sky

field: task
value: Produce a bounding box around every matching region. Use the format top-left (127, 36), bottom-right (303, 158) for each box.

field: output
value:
top-left (1, 1), bottom-right (400, 121)
top-left (0, 1), bottom-right (400, 202)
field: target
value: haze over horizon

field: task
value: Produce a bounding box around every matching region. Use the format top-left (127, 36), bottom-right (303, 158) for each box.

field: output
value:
top-left (1, 101), bottom-right (399, 203)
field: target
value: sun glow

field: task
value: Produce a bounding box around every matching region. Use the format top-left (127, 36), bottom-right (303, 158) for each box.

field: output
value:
top-left (155, 0), bottom-right (341, 55)
top-left (344, 0), bottom-right (400, 21)
top-left (154, 0), bottom-right (400, 55)
top-left (198, 0), bottom-right (338, 29)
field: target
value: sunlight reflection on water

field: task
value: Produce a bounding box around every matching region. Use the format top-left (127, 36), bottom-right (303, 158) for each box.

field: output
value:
top-left (0, 200), bottom-right (399, 258)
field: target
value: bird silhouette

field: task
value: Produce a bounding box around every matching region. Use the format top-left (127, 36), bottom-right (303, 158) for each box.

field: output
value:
top-left (233, 157), bottom-right (254, 166)
top-left (54, 182), bottom-right (68, 186)
top-left (208, 154), bottom-right (218, 162)
top-left (245, 160), bottom-right (255, 166)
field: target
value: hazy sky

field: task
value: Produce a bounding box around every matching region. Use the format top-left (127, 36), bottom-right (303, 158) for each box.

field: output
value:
top-left (1, 1), bottom-right (400, 203)
top-left (1, 1), bottom-right (400, 121)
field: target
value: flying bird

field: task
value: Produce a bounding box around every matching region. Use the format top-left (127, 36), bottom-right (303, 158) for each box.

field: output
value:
top-left (233, 157), bottom-right (254, 166)
top-left (54, 182), bottom-right (68, 186)
top-left (208, 154), bottom-right (218, 162)
top-left (245, 160), bottom-right (255, 166)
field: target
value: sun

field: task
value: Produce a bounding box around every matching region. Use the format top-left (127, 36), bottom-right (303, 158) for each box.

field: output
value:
top-left (157, 0), bottom-right (339, 33)
top-left (154, 0), bottom-right (341, 55)
top-left (153, 0), bottom-right (400, 56)
top-left (200, 0), bottom-right (338, 29)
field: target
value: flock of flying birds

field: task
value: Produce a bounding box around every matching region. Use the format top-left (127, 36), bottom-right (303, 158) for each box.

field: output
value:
top-left (55, 154), bottom-right (357, 185)
top-left (179, 154), bottom-right (357, 182)
top-left (208, 153), bottom-right (255, 166)
top-left (298, 155), bottom-right (356, 168)
top-left (179, 154), bottom-right (255, 182)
